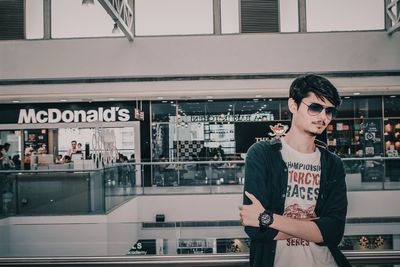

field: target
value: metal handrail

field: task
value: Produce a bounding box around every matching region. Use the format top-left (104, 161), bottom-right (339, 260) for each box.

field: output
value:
top-left (345, 250), bottom-right (400, 263)
top-left (0, 156), bottom-right (399, 173)
top-left (0, 251), bottom-right (399, 266)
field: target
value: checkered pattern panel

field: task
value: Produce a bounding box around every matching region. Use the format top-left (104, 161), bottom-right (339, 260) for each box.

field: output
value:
top-left (173, 141), bottom-right (204, 161)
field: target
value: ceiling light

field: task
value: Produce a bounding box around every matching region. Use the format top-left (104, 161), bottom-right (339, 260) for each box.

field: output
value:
top-left (208, 99), bottom-right (213, 102)
top-left (390, 95), bottom-right (396, 98)
top-left (162, 100), bottom-right (168, 103)
top-left (344, 96), bottom-right (350, 99)
top-left (157, 96), bottom-right (164, 100)
top-left (60, 99), bottom-right (67, 102)
top-left (82, 0), bottom-right (94, 7)
top-left (353, 92), bottom-right (360, 95)
top-left (206, 96), bottom-right (213, 99)
top-left (269, 99), bottom-right (272, 101)
top-left (255, 95), bottom-right (262, 98)
top-left (12, 100), bottom-right (20, 103)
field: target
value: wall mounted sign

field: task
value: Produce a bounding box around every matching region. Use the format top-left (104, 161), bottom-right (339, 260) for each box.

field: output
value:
top-left (0, 102), bottom-right (145, 124)
top-left (235, 121), bottom-right (290, 153)
top-left (190, 113), bottom-right (274, 123)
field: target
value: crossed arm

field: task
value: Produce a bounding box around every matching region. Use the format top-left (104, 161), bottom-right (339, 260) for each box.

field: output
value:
top-left (239, 191), bottom-right (323, 243)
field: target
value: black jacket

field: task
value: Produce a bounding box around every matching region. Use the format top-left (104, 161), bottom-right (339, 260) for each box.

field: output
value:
top-left (243, 138), bottom-right (351, 267)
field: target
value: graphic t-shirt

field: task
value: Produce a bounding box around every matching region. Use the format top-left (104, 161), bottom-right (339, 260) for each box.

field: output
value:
top-left (273, 138), bottom-right (337, 267)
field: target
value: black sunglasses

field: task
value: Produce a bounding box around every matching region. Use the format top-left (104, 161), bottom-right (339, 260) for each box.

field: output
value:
top-left (302, 101), bottom-right (337, 119)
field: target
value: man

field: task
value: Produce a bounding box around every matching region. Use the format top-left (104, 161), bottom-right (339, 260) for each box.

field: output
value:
top-left (1, 143), bottom-right (15, 170)
top-left (68, 140), bottom-right (78, 157)
top-left (239, 74), bottom-right (350, 267)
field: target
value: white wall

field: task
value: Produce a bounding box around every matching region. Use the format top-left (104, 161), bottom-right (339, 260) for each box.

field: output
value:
top-left (1, 32), bottom-right (399, 80)
top-left (137, 194), bottom-right (241, 222)
top-left (1, 32), bottom-right (399, 102)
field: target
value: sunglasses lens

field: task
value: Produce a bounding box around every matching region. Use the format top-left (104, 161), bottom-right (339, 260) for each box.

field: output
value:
top-left (308, 103), bottom-right (324, 115)
top-left (326, 107), bottom-right (337, 119)
top-left (306, 103), bottom-right (337, 119)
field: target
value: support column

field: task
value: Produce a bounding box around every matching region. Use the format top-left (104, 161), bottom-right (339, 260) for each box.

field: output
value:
top-left (43, 0), bottom-right (51, 39)
top-left (213, 0), bottom-right (222, 35)
top-left (298, 0), bottom-right (307, 32)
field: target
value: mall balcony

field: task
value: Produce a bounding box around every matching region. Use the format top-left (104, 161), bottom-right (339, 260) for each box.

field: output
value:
top-left (1, 0), bottom-right (400, 266)
top-left (1, 159), bottom-right (400, 266)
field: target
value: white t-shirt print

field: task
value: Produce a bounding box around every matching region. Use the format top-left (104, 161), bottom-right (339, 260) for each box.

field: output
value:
top-left (273, 138), bottom-right (337, 267)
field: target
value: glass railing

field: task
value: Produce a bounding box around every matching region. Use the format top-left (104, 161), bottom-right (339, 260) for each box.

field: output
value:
top-left (0, 221), bottom-right (399, 265)
top-left (342, 157), bottom-right (400, 190)
top-left (147, 160), bottom-right (245, 195)
top-left (0, 157), bottom-right (399, 217)
top-left (0, 165), bottom-right (138, 218)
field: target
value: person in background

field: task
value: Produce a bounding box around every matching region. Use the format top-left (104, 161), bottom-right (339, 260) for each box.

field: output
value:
top-left (0, 145), bottom-right (4, 170)
top-left (63, 155), bottom-right (72, 164)
top-left (24, 145), bottom-right (34, 157)
top-left (76, 143), bottom-right (83, 154)
top-left (12, 155), bottom-right (21, 170)
top-left (1, 143), bottom-right (15, 170)
top-left (217, 145), bottom-right (225, 160)
top-left (23, 145), bottom-right (34, 169)
top-left (55, 154), bottom-right (63, 164)
top-left (239, 74), bottom-right (350, 267)
top-left (37, 144), bottom-right (47, 154)
top-left (68, 140), bottom-right (78, 157)
top-left (117, 153), bottom-right (124, 163)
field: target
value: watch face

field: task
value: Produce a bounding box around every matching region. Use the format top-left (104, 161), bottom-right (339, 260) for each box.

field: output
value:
top-left (261, 213), bottom-right (272, 225)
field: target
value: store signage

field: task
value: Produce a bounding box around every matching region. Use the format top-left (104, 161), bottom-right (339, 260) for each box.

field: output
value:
top-left (190, 113), bottom-right (274, 123)
top-left (268, 123), bottom-right (289, 137)
top-left (363, 119), bottom-right (382, 156)
top-left (128, 239), bottom-right (159, 255)
top-left (18, 107), bottom-right (131, 124)
top-left (0, 102), bottom-right (146, 125)
top-left (134, 108), bottom-right (145, 121)
top-left (235, 121), bottom-right (290, 153)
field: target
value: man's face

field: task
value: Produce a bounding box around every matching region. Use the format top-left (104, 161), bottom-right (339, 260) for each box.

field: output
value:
top-left (290, 92), bottom-right (335, 136)
top-left (71, 142), bottom-right (77, 147)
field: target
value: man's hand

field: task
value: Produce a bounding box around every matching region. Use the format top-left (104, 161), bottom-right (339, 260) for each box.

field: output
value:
top-left (239, 191), bottom-right (265, 227)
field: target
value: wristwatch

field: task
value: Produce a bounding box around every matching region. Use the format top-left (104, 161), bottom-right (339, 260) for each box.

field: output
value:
top-left (258, 210), bottom-right (274, 231)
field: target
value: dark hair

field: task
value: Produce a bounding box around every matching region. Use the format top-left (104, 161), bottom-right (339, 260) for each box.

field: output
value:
top-left (289, 74), bottom-right (341, 108)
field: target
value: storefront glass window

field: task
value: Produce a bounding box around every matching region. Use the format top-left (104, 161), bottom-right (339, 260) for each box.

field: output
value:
top-left (151, 98), bottom-right (286, 162)
top-left (328, 96), bottom-right (383, 158)
top-left (335, 96), bottom-right (382, 119)
top-left (384, 95), bottom-right (400, 117)
top-left (336, 97), bottom-right (355, 119)
top-left (383, 95), bottom-right (400, 159)
top-left (152, 101), bottom-right (177, 123)
top-left (354, 97), bottom-right (382, 118)
top-left (0, 130), bottom-right (22, 169)
top-left (58, 127), bottom-right (135, 159)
